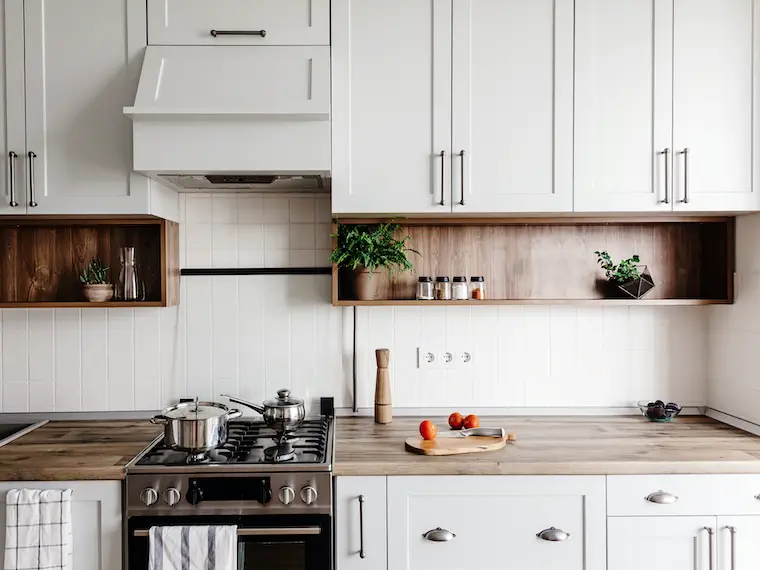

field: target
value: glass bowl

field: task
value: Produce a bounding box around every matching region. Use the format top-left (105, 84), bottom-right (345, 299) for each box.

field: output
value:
top-left (637, 400), bottom-right (682, 423)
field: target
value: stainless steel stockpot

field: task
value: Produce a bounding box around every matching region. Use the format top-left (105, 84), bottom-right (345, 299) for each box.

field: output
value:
top-left (150, 400), bottom-right (242, 453)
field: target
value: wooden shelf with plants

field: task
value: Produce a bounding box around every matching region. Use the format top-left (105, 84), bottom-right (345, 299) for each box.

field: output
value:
top-left (330, 217), bottom-right (735, 307)
top-left (0, 217), bottom-right (179, 308)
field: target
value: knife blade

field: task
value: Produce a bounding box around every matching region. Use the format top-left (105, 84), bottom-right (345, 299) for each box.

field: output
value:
top-left (436, 427), bottom-right (506, 438)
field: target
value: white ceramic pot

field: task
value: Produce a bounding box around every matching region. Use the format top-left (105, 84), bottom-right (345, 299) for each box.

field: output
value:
top-left (82, 284), bottom-right (114, 303)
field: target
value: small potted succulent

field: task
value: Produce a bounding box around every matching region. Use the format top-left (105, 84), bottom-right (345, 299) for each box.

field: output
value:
top-left (330, 222), bottom-right (419, 301)
top-left (80, 257), bottom-right (114, 302)
top-left (595, 251), bottom-right (655, 299)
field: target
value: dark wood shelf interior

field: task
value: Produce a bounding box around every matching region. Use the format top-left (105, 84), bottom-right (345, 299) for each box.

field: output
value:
top-left (333, 219), bottom-right (734, 305)
top-left (0, 218), bottom-right (179, 307)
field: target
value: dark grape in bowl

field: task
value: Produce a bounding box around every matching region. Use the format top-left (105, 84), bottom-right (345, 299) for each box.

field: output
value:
top-left (637, 400), bottom-right (682, 422)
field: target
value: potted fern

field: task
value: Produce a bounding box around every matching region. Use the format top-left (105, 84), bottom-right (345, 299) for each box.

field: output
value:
top-left (330, 222), bottom-right (419, 301)
top-left (80, 257), bottom-right (114, 302)
top-left (595, 251), bottom-right (655, 299)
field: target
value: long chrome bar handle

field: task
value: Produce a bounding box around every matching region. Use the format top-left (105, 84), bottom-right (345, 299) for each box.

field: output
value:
top-left (726, 526), bottom-right (736, 570)
top-left (439, 150), bottom-right (446, 206)
top-left (703, 526), bottom-right (715, 570)
top-left (459, 150), bottom-right (466, 206)
top-left (680, 148), bottom-right (691, 204)
top-left (8, 151), bottom-right (18, 207)
top-left (358, 495), bottom-right (366, 559)
top-left (27, 151), bottom-right (37, 208)
top-left (660, 148), bottom-right (670, 204)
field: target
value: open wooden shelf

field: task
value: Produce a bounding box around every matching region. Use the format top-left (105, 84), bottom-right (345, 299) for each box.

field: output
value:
top-left (332, 218), bottom-right (735, 306)
top-left (0, 217), bottom-right (179, 308)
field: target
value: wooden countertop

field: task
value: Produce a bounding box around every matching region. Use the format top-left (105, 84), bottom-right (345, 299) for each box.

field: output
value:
top-left (0, 420), bottom-right (160, 481)
top-left (334, 416), bottom-right (760, 475)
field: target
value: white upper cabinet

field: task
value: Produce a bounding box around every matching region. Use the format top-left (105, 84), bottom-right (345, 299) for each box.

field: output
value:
top-left (452, 0), bottom-right (574, 213)
top-left (331, 0), bottom-right (452, 215)
top-left (672, 0), bottom-right (757, 211)
top-left (148, 0), bottom-right (330, 46)
top-left (574, 0), bottom-right (673, 212)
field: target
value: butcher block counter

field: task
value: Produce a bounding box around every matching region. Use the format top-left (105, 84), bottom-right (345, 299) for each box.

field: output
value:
top-left (334, 416), bottom-right (760, 475)
top-left (0, 420), bottom-right (160, 481)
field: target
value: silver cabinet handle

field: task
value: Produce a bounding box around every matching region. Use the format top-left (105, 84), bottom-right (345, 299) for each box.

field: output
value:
top-left (438, 150), bottom-right (446, 206)
top-left (210, 29), bottom-right (266, 37)
top-left (8, 151), bottom-right (18, 207)
top-left (358, 495), bottom-right (366, 559)
top-left (679, 148), bottom-right (690, 204)
top-left (645, 490), bottom-right (678, 504)
top-left (703, 527), bottom-right (715, 570)
top-left (536, 527), bottom-right (570, 542)
top-left (459, 150), bottom-right (466, 206)
top-left (27, 151), bottom-right (37, 207)
top-left (725, 526), bottom-right (736, 570)
top-left (422, 527), bottom-right (456, 542)
top-left (660, 148), bottom-right (670, 204)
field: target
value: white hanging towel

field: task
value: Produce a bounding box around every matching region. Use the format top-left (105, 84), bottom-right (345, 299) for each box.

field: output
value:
top-left (4, 489), bottom-right (73, 570)
top-left (149, 526), bottom-right (238, 570)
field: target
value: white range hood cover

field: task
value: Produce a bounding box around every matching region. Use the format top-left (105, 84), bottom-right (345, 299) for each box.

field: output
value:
top-left (124, 45), bottom-right (331, 177)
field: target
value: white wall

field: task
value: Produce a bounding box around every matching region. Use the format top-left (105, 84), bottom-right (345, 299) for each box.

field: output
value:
top-left (0, 193), bottom-right (710, 412)
top-left (708, 213), bottom-right (760, 423)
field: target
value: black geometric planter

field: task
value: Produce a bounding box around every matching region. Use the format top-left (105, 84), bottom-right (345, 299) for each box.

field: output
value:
top-left (613, 266), bottom-right (655, 299)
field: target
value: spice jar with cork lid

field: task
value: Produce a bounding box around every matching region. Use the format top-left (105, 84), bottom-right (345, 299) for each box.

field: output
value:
top-left (452, 276), bottom-right (468, 300)
top-left (434, 277), bottom-right (452, 300)
top-left (470, 276), bottom-right (486, 300)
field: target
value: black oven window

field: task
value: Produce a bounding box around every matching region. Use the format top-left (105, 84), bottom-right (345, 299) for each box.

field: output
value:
top-left (238, 540), bottom-right (307, 570)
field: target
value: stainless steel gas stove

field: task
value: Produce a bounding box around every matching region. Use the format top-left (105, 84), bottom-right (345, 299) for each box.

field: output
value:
top-left (125, 415), bottom-right (334, 570)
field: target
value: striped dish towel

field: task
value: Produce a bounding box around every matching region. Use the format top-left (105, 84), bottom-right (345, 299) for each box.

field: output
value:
top-left (149, 526), bottom-right (237, 570)
top-left (3, 489), bottom-right (73, 570)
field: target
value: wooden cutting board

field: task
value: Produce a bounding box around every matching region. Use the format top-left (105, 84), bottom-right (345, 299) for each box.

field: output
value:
top-left (405, 435), bottom-right (508, 456)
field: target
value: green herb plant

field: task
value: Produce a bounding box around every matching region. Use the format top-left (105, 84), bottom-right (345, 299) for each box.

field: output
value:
top-left (330, 222), bottom-right (420, 279)
top-left (594, 251), bottom-right (642, 283)
top-left (79, 257), bottom-right (111, 285)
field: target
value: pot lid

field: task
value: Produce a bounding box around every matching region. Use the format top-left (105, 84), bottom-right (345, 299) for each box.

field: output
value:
top-left (162, 399), bottom-right (231, 420)
top-left (263, 389), bottom-right (304, 409)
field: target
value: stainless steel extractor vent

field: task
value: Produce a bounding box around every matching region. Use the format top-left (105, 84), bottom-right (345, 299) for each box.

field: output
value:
top-left (158, 174), bottom-right (329, 192)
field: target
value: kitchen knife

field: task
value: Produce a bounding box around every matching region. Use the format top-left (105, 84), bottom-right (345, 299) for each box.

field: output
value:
top-left (437, 427), bottom-right (506, 438)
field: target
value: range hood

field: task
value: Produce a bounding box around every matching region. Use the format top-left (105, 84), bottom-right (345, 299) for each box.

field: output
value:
top-left (124, 46), bottom-right (331, 191)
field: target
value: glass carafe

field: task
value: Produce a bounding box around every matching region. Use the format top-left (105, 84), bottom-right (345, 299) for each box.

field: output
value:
top-left (115, 246), bottom-right (145, 301)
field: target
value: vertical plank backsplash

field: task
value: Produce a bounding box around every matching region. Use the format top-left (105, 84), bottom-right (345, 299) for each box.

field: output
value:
top-left (0, 194), bottom-right (709, 412)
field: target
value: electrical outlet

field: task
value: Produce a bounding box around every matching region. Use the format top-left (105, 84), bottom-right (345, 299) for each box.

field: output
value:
top-left (457, 350), bottom-right (474, 367)
top-left (418, 348), bottom-right (438, 369)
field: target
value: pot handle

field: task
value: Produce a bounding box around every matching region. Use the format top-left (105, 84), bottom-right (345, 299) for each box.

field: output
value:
top-left (150, 415), bottom-right (168, 425)
top-left (222, 394), bottom-right (265, 415)
top-left (227, 409), bottom-right (243, 420)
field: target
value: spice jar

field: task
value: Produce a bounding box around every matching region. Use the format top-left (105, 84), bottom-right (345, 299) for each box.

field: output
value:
top-left (416, 276), bottom-right (434, 300)
top-left (452, 276), bottom-right (468, 300)
top-left (434, 277), bottom-right (452, 300)
top-left (470, 276), bottom-right (486, 300)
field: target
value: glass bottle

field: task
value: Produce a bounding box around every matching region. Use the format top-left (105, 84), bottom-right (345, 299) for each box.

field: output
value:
top-left (115, 246), bottom-right (145, 301)
top-left (470, 276), bottom-right (486, 300)
top-left (452, 276), bottom-right (468, 300)
top-left (434, 277), bottom-right (451, 300)
top-left (416, 276), bottom-right (434, 300)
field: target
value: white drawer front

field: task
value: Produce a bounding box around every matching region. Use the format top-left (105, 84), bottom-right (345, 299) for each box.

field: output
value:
top-left (608, 475), bottom-right (760, 516)
top-left (148, 0), bottom-right (330, 45)
top-left (388, 476), bottom-right (605, 570)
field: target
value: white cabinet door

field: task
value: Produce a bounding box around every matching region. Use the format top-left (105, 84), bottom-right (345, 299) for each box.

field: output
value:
top-left (672, 0), bottom-right (758, 211)
top-left (331, 0), bottom-right (452, 215)
top-left (148, 0), bottom-right (330, 46)
top-left (0, 481), bottom-right (122, 570)
top-left (0, 0), bottom-right (26, 215)
top-left (22, 0), bottom-right (151, 215)
top-left (335, 477), bottom-right (386, 570)
top-left (451, 0), bottom-right (573, 213)
top-left (387, 476), bottom-right (606, 570)
top-left (574, 0), bottom-right (673, 212)
top-left (717, 517), bottom-right (760, 570)
top-left (608, 517), bottom-right (715, 570)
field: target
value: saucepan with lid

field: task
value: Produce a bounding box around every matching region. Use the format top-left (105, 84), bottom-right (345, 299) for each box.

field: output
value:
top-left (223, 389), bottom-right (306, 433)
top-left (150, 398), bottom-right (242, 453)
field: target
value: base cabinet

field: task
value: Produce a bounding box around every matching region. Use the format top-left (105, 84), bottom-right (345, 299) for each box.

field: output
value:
top-left (0, 481), bottom-right (121, 570)
top-left (716, 517), bottom-right (760, 570)
top-left (335, 477), bottom-right (386, 570)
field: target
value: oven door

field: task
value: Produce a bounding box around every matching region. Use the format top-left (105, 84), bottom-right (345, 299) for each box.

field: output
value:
top-left (127, 514), bottom-right (331, 570)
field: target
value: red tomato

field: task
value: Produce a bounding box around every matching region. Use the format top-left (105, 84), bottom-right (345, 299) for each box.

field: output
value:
top-left (419, 420), bottom-right (437, 440)
top-left (448, 412), bottom-right (465, 430)
top-left (463, 414), bottom-right (480, 429)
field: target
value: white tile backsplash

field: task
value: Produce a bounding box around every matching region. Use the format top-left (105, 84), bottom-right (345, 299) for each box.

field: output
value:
top-left (0, 193), bottom-right (710, 412)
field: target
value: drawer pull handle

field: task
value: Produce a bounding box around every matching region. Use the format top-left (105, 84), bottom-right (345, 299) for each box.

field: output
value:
top-left (422, 527), bottom-right (456, 542)
top-left (536, 527), bottom-right (570, 542)
top-left (210, 29), bottom-right (267, 38)
top-left (645, 490), bottom-right (678, 504)
top-left (358, 495), bottom-right (366, 559)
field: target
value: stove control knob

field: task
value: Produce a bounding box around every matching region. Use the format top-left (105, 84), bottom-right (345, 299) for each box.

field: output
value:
top-left (139, 488), bottom-right (158, 507)
top-left (187, 486), bottom-right (204, 506)
top-left (278, 486), bottom-right (296, 505)
top-left (300, 486), bottom-right (318, 505)
top-left (163, 488), bottom-right (181, 506)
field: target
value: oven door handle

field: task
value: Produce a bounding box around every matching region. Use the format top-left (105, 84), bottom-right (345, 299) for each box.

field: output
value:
top-left (134, 526), bottom-right (322, 538)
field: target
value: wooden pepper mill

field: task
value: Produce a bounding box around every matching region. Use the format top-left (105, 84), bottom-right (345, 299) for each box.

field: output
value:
top-left (374, 348), bottom-right (392, 424)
